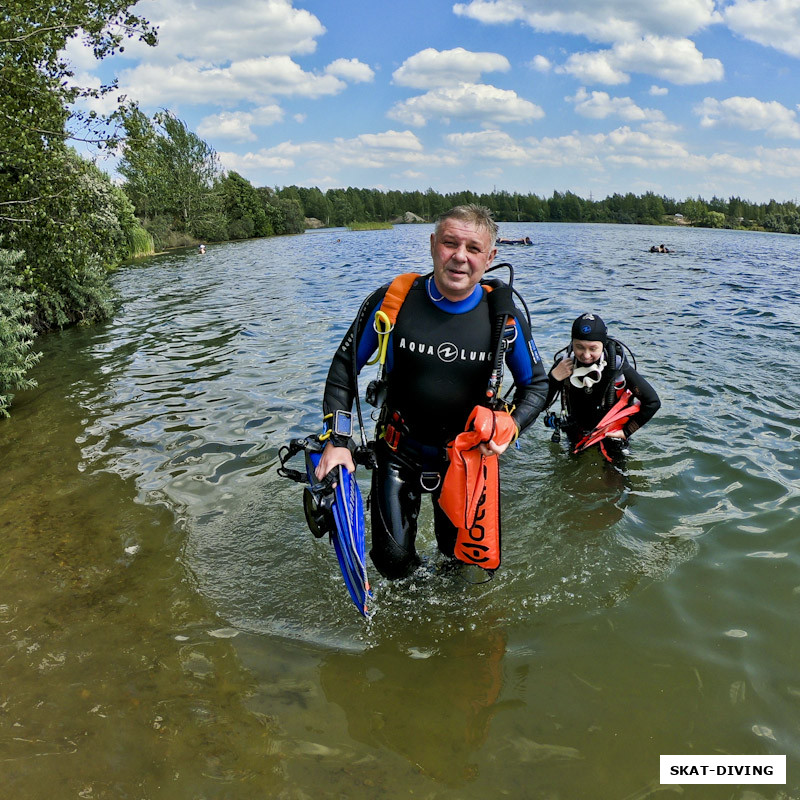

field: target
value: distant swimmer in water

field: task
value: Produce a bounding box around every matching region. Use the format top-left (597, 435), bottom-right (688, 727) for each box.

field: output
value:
top-left (496, 236), bottom-right (533, 245)
top-left (198, 244), bottom-right (206, 254)
top-left (650, 244), bottom-right (670, 253)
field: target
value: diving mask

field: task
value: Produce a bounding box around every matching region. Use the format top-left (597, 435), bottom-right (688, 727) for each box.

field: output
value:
top-left (303, 471), bottom-right (337, 539)
top-left (570, 354), bottom-right (607, 388)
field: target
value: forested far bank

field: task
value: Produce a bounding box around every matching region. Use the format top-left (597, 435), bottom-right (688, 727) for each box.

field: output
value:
top-left (276, 185), bottom-right (800, 234)
top-left (115, 111), bottom-right (800, 249)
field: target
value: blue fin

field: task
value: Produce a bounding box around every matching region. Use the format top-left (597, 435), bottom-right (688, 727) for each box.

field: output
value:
top-left (307, 452), bottom-right (370, 617)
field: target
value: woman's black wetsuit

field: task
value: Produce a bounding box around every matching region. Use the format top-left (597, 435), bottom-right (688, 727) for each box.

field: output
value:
top-left (545, 340), bottom-right (661, 447)
top-left (323, 274), bottom-right (548, 578)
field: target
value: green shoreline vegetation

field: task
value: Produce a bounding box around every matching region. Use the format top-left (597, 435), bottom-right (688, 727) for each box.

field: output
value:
top-left (348, 221), bottom-right (394, 231)
top-left (4, 3), bottom-right (800, 417)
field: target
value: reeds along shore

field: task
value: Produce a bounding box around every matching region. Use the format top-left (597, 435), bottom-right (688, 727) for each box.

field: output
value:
top-left (347, 222), bottom-right (394, 231)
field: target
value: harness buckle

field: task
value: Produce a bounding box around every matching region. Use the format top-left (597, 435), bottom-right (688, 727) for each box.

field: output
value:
top-left (385, 424), bottom-right (401, 451)
top-left (383, 410), bottom-right (405, 451)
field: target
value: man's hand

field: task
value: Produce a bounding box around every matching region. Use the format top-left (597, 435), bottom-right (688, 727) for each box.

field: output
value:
top-left (477, 421), bottom-right (518, 457)
top-left (478, 440), bottom-right (510, 457)
top-left (314, 441), bottom-right (355, 481)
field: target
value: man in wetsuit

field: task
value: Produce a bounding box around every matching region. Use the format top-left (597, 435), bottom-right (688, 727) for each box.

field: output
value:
top-left (315, 204), bottom-right (548, 579)
top-left (546, 313), bottom-right (661, 455)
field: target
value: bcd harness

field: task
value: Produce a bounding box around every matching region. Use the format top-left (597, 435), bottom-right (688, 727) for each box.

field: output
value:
top-left (362, 267), bottom-right (523, 573)
top-left (365, 268), bottom-right (521, 448)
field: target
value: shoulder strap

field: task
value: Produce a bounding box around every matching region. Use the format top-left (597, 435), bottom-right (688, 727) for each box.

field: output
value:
top-left (379, 272), bottom-right (419, 325)
top-left (482, 279), bottom-right (517, 409)
top-left (366, 273), bottom-right (420, 368)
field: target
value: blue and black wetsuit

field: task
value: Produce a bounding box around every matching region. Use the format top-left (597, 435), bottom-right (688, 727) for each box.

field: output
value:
top-left (323, 273), bottom-right (548, 579)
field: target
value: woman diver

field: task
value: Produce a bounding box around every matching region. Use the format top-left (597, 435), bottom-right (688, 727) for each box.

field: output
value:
top-left (545, 313), bottom-right (661, 459)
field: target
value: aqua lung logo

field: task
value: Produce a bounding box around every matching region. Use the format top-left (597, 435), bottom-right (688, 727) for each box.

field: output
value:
top-left (397, 337), bottom-right (492, 363)
top-left (438, 342), bottom-right (458, 362)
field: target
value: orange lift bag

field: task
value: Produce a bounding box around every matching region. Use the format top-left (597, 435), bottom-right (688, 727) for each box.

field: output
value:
top-left (439, 405), bottom-right (517, 571)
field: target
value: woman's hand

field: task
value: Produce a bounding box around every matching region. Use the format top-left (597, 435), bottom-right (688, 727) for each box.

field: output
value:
top-left (550, 356), bottom-right (574, 382)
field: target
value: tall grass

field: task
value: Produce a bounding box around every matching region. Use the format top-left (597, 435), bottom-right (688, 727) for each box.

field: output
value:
top-left (128, 224), bottom-right (155, 258)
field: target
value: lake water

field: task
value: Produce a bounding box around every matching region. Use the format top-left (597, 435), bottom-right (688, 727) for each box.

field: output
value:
top-left (2, 222), bottom-right (799, 799)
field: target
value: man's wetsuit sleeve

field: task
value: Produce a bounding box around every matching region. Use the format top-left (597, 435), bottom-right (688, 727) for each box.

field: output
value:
top-left (505, 315), bottom-right (549, 434)
top-left (544, 362), bottom-right (563, 409)
top-left (621, 363), bottom-right (661, 436)
top-left (322, 287), bottom-right (385, 417)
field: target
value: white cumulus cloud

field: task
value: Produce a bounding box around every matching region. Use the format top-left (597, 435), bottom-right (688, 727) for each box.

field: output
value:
top-left (755, 145), bottom-right (800, 177)
top-left (121, 55), bottom-right (347, 107)
top-left (529, 55), bottom-right (553, 72)
top-left (694, 96), bottom-right (800, 138)
top-left (197, 106), bottom-right (285, 142)
top-left (219, 150), bottom-right (296, 173)
top-left (446, 129), bottom-right (531, 162)
top-left (325, 58), bottom-right (375, 82)
top-left (387, 83), bottom-right (544, 126)
top-left (354, 130), bottom-right (424, 151)
top-left (561, 51), bottom-right (631, 84)
top-left (219, 129), bottom-right (445, 182)
top-left (567, 87), bottom-right (665, 122)
top-left (72, 0), bottom-right (369, 124)
top-left (131, 0), bottom-right (325, 62)
top-left (392, 47), bottom-right (510, 88)
top-left (724, 0), bottom-right (800, 58)
top-left (445, 124), bottom-right (694, 172)
top-left (561, 36), bottom-right (723, 85)
top-left (453, 0), bottom-right (721, 44)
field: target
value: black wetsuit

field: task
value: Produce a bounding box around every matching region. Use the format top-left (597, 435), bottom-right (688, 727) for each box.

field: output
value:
top-left (323, 273), bottom-right (548, 579)
top-left (545, 340), bottom-right (661, 447)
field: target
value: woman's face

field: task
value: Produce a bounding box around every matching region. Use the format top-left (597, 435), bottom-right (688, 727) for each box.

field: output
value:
top-left (572, 338), bottom-right (604, 365)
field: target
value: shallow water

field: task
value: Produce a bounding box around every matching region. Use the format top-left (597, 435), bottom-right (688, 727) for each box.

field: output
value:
top-left (2, 223), bottom-right (799, 799)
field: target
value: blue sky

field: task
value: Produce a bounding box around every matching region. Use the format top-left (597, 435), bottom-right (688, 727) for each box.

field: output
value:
top-left (70, 0), bottom-right (800, 203)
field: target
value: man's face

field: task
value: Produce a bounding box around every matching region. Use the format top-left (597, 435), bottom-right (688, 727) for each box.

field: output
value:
top-left (430, 218), bottom-right (496, 301)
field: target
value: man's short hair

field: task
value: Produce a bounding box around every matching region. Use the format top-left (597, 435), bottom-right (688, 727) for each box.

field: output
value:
top-left (434, 204), bottom-right (498, 243)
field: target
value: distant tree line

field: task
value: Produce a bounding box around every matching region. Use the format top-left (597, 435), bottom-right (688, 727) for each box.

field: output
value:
top-left (275, 185), bottom-right (800, 233)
